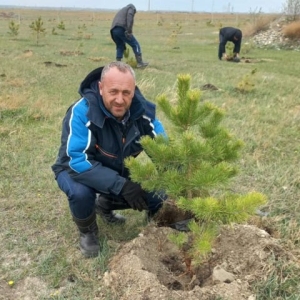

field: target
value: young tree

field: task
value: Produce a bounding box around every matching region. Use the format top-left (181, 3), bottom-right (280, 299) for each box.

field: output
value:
top-left (284, 0), bottom-right (300, 20)
top-left (57, 21), bottom-right (65, 30)
top-left (29, 16), bottom-right (46, 45)
top-left (125, 74), bottom-right (266, 267)
top-left (8, 20), bottom-right (20, 37)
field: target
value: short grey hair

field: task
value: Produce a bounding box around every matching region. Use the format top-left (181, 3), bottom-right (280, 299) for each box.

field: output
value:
top-left (100, 61), bottom-right (136, 82)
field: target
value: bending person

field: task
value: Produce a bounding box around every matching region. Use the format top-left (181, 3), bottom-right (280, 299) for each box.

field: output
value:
top-left (110, 4), bottom-right (148, 68)
top-left (218, 27), bottom-right (242, 62)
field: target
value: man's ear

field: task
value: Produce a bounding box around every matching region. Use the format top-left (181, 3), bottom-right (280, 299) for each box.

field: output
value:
top-left (98, 81), bottom-right (103, 96)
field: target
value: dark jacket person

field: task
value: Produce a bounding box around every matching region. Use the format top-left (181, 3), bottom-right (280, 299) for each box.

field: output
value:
top-left (110, 4), bottom-right (148, 68)
top-left (52, 62), bottom-right (166, 257)
top-left (218, 27), bottom-right (242, 60)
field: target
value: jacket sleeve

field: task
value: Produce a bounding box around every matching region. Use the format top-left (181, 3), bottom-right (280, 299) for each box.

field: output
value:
top-left (233, 39), bottom-right (241, 54)
top-left (152, 119), bottom-right (166, 137)
top-left (66, 99), bottom-right (126, 195)
top-left (140, 115), bottom-right (167, 139)
top-left (126, 7), bottom-right (135, 33)
top-left (134, 86), bottom-right (167, 138)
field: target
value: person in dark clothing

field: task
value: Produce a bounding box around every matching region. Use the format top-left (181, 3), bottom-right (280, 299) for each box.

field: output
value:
top-left (110, 4), bottom-right (148, 68)
top-left (218, 27), bottom-right (242, 62)
top-left (51, 62), bottom-right (166, 257)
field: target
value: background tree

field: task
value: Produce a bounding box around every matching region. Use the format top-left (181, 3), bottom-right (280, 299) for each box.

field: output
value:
top-left (284, 0), bottom-right (300, 20)
top-left (57, 21), bottom-right (65, 30)
top-left (29, 16), bottom-right (46, 45)
top-left (125, 74), bottom-right (266, 266)
top-left (8, 20), bottom-right (20, 37)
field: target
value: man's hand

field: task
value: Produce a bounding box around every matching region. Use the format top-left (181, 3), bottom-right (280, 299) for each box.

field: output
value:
top-left (222, 53), bottom-right (228, 60)
top-left (125, 31), bottom-right (133, 40)
top-left (120, 180), bottom-right (148, 211)
top-left (233, 54), bottom-right (240, 62)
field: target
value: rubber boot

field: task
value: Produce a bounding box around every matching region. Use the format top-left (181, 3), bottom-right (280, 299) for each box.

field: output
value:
top-left (95, 195), bottom-right (128, 224)
top-left (73, 212), bottom-right (100, 257)
top-left (135, 54), bottom-right (148, 68)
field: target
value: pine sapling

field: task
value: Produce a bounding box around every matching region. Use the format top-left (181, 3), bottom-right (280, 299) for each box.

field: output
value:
top-left (225, 41), bottom-right (234, 59)
top-left (123, 47), bottom-right (137, 68)
top-left (8, 20), bottom-right (20, 37)
top-left (236, 68), bottom-right (258, 93)
top-left (29, 16), bottom-right (46, 45)
top-left (57, 21), bottom-right (65, 30)
top-left (125, 74), bottom-right (266, 270)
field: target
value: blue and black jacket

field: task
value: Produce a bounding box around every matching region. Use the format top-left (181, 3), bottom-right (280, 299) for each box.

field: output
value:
top-left (51, 66), bottom-right (165, 195)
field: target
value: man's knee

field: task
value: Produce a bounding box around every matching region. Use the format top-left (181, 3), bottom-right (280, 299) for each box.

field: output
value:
top-left (68, 185), bottom-right (95, 204)
top-left (68, 188), bottom-right (96, 219)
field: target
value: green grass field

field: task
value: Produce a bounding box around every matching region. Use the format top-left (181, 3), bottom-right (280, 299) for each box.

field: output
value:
top-left (0, 8), bottom-right (300, 299)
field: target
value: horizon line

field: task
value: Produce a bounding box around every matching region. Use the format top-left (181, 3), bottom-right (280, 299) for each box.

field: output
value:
top-left (0, 5), bottom-right (283, 14)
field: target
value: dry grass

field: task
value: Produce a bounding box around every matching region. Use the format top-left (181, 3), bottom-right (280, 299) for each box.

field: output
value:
top-left (243, 14), bottom-right (279, 37)
top-left (282, 20), bottom-right (300, 39)
top-left (0, 8), bottom-right (300, 299)
top-left (0, 91), bottom-right (28, 110)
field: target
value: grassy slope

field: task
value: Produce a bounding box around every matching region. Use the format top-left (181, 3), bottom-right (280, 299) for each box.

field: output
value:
top-left (0, 9), bottom-right (299, 299)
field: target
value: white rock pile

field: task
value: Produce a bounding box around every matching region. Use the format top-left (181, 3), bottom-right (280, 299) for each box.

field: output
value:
top-left (251, 15), bottom-right (300, 50)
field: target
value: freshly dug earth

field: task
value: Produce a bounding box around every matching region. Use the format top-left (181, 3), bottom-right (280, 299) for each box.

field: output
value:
top-left (104, 223), bottom-right (292, 300)
top-left (226, 57), bottom-right (262, 63)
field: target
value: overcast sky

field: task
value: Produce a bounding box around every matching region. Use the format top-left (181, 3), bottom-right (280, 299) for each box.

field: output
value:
top-left (0, 0), bottom-right (285, 13)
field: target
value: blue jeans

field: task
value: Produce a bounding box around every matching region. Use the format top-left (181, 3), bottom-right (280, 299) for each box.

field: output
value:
top-left (110, 26), bottom-right (142, 59)
top-left (56, 170), bottom-right (165, 219)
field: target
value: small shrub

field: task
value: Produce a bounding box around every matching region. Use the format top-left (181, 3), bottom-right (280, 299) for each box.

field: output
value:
top-left (236, 68), bottom-right (258, 93)
top-left (126, 57), bottom-right (137, 68)
top-left (124, 47), bottom-right (137, 68)
top-left (57, 21), bottom-right (65, 30)
top-left (282, 20), bottom-right (300, 39)
top-left (225, 41), bottom-right (234, 57)
top-left (77, 24), bottom-right (87, 39)
top-left (123, 47), bottom-right (130, 59)
top-left (175, 23), bottom-right (183, 34)
top-left (8, 20), bottom-right (20, 37)
top-left (52, 27), bottom-right (58, 35)
top-left (206, 20), bottom-right (215, 27)
top-left (157, 16), bottom-right (165, 26)
top-left (29, 16), bottom-right (46, 45)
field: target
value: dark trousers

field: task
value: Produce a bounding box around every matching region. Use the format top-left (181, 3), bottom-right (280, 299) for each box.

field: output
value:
top-left (56, 170), bottom-right (165, 219)
top-left (110, 26), bottom-right (142, 59)
top-left (218, 34), bottom-right (240, 59)
top-left (218, 33), bottom-right (226, 60)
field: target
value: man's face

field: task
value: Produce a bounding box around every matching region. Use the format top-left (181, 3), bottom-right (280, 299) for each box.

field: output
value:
top-left (99, 67), bottom-right (135, 120)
